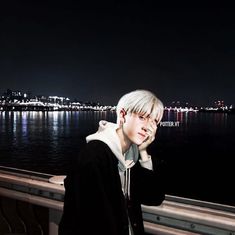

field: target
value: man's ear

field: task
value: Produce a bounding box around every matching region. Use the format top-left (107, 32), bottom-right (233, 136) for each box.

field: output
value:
top-left (119, 108), bottom-right (126, 125)
top-left (120, 108), bottom-right (126, 118)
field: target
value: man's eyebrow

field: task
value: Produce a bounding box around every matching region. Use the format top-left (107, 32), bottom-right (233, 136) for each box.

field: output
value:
top-left (138, 112), bottom-right (150, 117)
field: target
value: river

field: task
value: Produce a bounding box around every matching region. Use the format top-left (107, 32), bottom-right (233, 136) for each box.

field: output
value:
top-left (0, 110), bottom-right (234, 206)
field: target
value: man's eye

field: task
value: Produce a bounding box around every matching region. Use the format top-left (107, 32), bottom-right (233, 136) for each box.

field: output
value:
top-left (139, 115), bottom-right (145, 120)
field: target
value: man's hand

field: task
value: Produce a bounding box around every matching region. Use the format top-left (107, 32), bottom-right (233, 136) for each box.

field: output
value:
top-left (138, 120), bottom-right (157, 161)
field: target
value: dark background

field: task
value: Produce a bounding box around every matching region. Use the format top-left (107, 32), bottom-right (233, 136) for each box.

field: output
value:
top-left (1, 3), bottom-right (235, 106)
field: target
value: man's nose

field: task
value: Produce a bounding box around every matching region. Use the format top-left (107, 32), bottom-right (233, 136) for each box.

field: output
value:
top-left (142, 123), bottom-right (148, 132)
top-left (142, 119), bottom-right (151, 132)
top-left (141, 126), bottom-right (148, 132)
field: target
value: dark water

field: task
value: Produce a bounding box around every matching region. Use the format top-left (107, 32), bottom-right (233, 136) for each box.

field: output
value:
top-left (0, 110), bottom-right (235, 206)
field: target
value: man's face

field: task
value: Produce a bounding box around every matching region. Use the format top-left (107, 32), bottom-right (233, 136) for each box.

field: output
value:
top-left (123, 112), bottom-right (156, 145)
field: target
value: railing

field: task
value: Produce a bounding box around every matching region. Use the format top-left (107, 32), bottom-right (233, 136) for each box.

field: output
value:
top-left (0, 166), bottom-right (235, 235)
top-left (0, 166), bottom-right (64, 235)
top-left (143, 196), bottom-right (235, 235)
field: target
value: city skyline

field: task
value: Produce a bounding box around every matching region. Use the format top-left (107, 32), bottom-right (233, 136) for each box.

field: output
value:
top-left (1, 88), bottom-right (233, 108)
top-left (0, 3), bottom-right (235, 106)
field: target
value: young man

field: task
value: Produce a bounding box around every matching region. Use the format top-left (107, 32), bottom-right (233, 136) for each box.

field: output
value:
top-left (59, 89), bottom-right (165, 235)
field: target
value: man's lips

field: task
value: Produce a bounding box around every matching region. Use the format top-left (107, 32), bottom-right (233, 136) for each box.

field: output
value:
top-left (138, 132), bottom-right (146, 138)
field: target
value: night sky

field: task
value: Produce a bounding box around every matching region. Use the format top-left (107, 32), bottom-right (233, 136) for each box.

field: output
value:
top-left (1, 3), bottom-right (235, 106)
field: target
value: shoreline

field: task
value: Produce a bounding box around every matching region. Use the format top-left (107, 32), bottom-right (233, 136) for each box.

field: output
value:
top-left (1, 105), bottom-right (234, 114)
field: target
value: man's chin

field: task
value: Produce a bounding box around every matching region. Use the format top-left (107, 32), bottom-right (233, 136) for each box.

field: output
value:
top-left (136, 139), bottom-right (146, 146)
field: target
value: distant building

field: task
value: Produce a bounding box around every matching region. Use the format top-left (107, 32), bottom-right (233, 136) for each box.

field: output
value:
top-left (214, 100), bottom-right (224, 108)
top-left (171, 101), bottom-right (190, 108)
top-left (2, 89), bottom-right (29, 102)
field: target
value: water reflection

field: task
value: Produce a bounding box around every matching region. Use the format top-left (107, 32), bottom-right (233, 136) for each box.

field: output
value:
top-left (0, 110), bottom-right (235, 206)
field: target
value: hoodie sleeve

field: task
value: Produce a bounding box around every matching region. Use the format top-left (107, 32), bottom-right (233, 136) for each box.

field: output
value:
top-left (139, 155), bottom-right (153, 170)
top-left (130, 156), bottom-right (166, 206)
top-left (59, 140), bottom-right (129, 235)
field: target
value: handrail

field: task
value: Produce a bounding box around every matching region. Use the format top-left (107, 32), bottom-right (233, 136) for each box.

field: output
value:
top-left (142, 201), bottom-right (235, 234)
top-left (165, 195), bottom-right (235, 214)
top-left (0, 165), bottom-right (53, 181)
top-left (0, 166), bottom-right (235, 235)
top-left (0, 167), bottom-right (64, 205)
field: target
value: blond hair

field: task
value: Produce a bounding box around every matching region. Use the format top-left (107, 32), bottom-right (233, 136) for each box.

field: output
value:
top-left (116, 89), bottom-right (164, 124)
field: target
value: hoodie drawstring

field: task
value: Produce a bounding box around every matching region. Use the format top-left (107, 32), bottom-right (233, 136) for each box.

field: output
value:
top-left (124, 168), bottom-right (131, 200)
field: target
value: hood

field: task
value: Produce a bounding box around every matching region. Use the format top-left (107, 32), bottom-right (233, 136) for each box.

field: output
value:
top-left (86, 120), bottom-right (139, 171)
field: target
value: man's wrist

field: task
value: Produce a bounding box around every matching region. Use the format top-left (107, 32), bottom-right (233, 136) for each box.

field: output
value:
top-left (139, 150), bottom-right (149, 162)
top-left (139, 150), bottom-right (153, 170)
